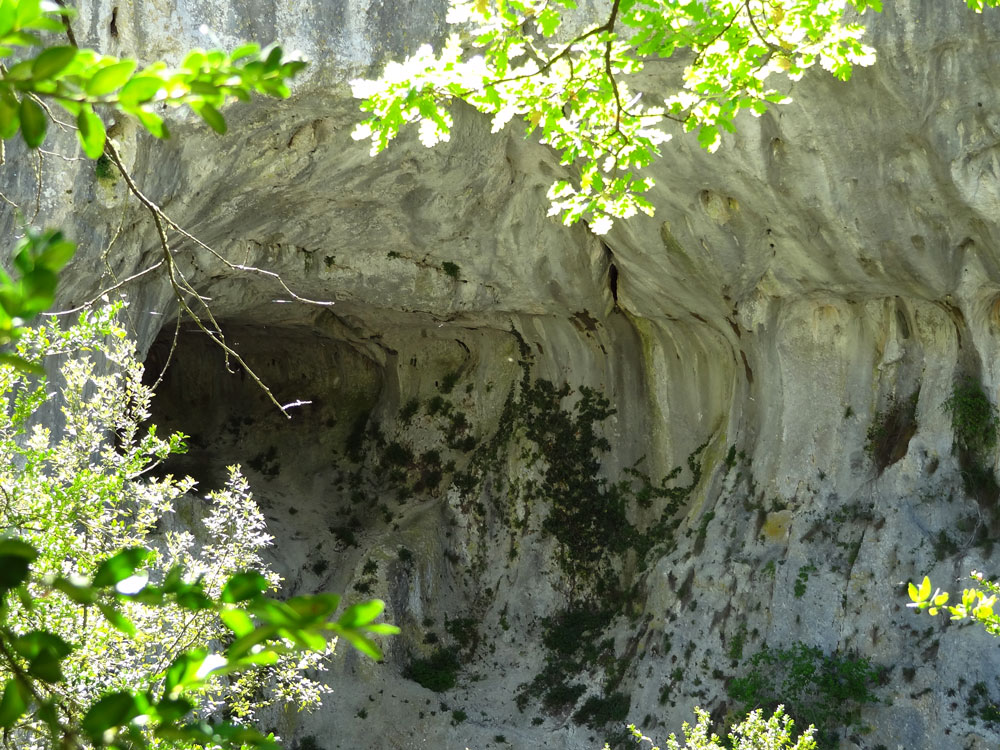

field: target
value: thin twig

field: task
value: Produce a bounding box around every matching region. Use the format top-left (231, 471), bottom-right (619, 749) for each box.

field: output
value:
top-left (42, 261), bottom-right (164, 317)
top-left (148, 313), bottom-right (181, 392)
top-left (104, 143), bottom-right (292, 418)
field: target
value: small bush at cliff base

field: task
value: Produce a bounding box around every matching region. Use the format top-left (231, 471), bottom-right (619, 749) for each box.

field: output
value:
top-left (943, 378), bottom-right (1000, 505)
top-left (945, 379), bottom-right (999, 456)
top-left (605, 706), bottom-right (816, 750)
top-left (727, 643), bottom-right (881, 747)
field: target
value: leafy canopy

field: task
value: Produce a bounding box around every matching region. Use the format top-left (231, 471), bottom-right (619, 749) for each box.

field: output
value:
top-left (0, 0), bottom-right (307, 373)
top-left (353, 0), bottom-right (998, 233)
top-left (0, 308), bottom-right (399, 750)
top-left (606, 706), bottom-right (816, 750)
top-left (909, 572), bottom-right (1000, 635)
top-left (0, 0), bottom-right (305, 156)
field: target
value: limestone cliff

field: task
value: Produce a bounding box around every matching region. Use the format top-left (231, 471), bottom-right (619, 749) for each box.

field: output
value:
top-left (4, 1), bottom-right (1000, 748)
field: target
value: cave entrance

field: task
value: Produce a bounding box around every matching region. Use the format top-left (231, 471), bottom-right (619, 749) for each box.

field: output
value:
top-left (141, 318), bottom-right (385, 585)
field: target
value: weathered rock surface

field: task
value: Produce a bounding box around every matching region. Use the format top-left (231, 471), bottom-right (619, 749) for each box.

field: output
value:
top-left (5, 1), bottom-right (1000, 748)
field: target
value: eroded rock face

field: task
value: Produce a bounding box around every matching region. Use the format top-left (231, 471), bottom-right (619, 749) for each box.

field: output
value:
top-left (7, 0), bottom-right (1000, 747)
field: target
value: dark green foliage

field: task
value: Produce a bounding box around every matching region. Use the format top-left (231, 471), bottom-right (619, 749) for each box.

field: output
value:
top-left (574, 692), bottom-right (630, 728)
top-left (445, 617), bottom-right (479, 655)
top-left (345, 411), bottom-right (371, 462)
top-left (724, 444), bottom-right (737, 468)
top-left (311, 558), bottom-right (328, 576)
top-left (933, 530), bottom-right (959, 561)
top-left (441, 262), bottom-right (460, 279)
top-left (331, 525), bottom-right (358, 548)
top-left (517, 606), bottom-right (616, 715)
top-left (297, 736), bottom-right (322, 750)
top-left (945, 379), bottom-right (999, 456)
top-left (382, 441), bottom-right (413, 467)
top-left (399, 398), bottom-right (420, 424)
top-left (534, 673), bottom-right (586, 713)
top-left (94, 153), bottom-right (114, 180)
top-left (519, 380), bottom-right (702, 590)
top-left (451, 709), bottom-right (467, 723)
top-left (866, 390), bottom-right (919, 474)
top-left (944, 378), bottom-right (1000, 507)
top-left (440, 372), bottom-right (460, 393)
top-left (247, 445), bottom-right (280, 477)
top-left (728, 643), bottom-right (882, 747)
top-left (793, 564), bottom-right (816, 598)
top-left (728, 623), bottom-right (748, 662)
top-left (405, 648), bottom-right (461, 692)
top-left (968, 681), bottom-right (1000, 726)
top-left (427, 396), bottom-right (449, 417)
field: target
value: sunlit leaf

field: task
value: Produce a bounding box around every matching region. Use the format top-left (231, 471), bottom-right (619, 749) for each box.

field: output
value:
top-left (337, 599), bottom-right (385, 628)
top-left (0, 679), bottom-right (27, 729)
top-left (76, 105), bottom-right (106, 159)
top-left (92, 547), bottom-right (151, 588)
top-left (30, 44), bottom-right (75, 79)
top-left (221, 571), bottom-right (267, 603)
top-left (81, 692), bottom-right (141, 741)
top-left (86, 60), bottom-right (136, 96)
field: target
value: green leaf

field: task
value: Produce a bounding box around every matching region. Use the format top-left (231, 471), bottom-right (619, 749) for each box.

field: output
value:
top-left (0, 538), bottom-right (38, 560)
top-left (365, 622), bottom-right (401, 635)
top-left (31, 44), bottom-right (75, 79)
top-left (36, 701), bottom-right (59, 735)
top-left (918, 576), bottom-right (931, 602)
top-left (0, 352), bottom-right (43, 376)
top-left (51, 576), bottom-right (97, 605)
top-left (229, 43), bottom-right (260, 61)
top-left (219, 608), bottom-right (255, 637)
top-left (163, 650), bottom-right (206, 698)
top-left (76, 105), bottom-right (106, 159)
top-left (537, 6), bottom-right (561, 36)
top-left (0, 0), bottom-right (16, 38)
top-left (92, 547), bottom-right (151, 588)
top-left (221, 571), bottom-right (268, 603)
top-left (98, 602), bottom-right (136, 636)
top-left (226, 624), bottom-right (277, 660)
top-left (338, 598), bottom-right (385, 628)
top-left (174, 586), bottom-right (212, 611)
top-left (18, 96), bottom-right (46, 148)
top-left (191, 100), bottom-right (226, 134)
top-left (285, 628), bottom-right (328, 651)
top-left (14, 0), bottom-right (41, 27)
top-left (17, 268), bottom-right (58, 316)
top-left (82, 692), bottom-right (141, 742)
top-left (118, 75), bottom-right (164, 105)
top-left (697, 124), bottom-right (720, 152)
top-left (0, 89), bottom-right (19, 139)
top-left (4, 59), bottom-right (33, 80)
top-left (36, 236), bottom-right (75, 270)
top-left (0, 679), bottom-right (27, 729)
top-left (14, 631), bottom-right (72, 683)
top-left (133, 107), bottom-right (168, 139)
top-left (263, 45), bottom-right (283, 71)
top-left (155, 697), bottom-right (194, 723)
top-left (339, 629), bottom-right (383, 660)
top-left (86, 60), bottom-right (137, 96)
top-left (182, 49), bottom-right (206, 72)
top-left (286, 593), bottom-right (340, 622)
top-left (0, 539), bottom-right (38, 592)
